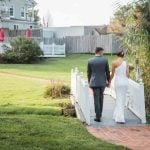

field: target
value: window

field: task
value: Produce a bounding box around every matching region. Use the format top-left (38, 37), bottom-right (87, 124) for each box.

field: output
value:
top-left (91, 31), bottom-right (95, 35)
top-left (21, 7), bottom-right (25, 18)
top-left (14, 25), bottom-right (19, 30)
top-left (10, 6), bottom-right (14, 17)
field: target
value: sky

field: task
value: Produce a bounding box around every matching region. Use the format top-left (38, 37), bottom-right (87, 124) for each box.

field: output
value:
top-left (35, 0), bottom-right (130, 27)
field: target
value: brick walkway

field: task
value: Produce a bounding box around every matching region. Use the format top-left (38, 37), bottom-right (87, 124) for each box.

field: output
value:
top-left (86, 93), bottom-right (149, 150)
top-left (87, 125), bottom-right (150, 150)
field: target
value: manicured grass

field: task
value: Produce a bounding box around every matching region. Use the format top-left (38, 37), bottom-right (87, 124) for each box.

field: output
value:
top-left (0, 75), bottom-right (128, 150)
top-left (0, 54), bottom-right (132, 149)
top-left (0, 76), bottom-right (69, 115)
top-left (0, 54), bottom-right (117, 82)
top-left (0, 115), bottom-right (128, 150)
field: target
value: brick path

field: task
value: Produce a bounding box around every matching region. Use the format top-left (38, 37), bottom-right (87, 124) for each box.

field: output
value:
top-left (86, 93), bottom-right (149, 150)
top-left (87, 125), bottom-right (150, 150)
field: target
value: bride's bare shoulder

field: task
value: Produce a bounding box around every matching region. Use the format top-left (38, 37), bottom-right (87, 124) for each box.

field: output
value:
top-left (112, 60), bottom-right (118, 67)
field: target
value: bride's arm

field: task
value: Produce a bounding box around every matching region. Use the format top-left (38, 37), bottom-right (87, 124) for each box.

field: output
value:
top-left (110, 63), bottom-right (115, 82)
top-left (126, 64), bottom-right (130, 78)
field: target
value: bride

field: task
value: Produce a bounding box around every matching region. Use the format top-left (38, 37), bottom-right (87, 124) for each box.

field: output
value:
top-left (110, 50), bottom-right (130, 123)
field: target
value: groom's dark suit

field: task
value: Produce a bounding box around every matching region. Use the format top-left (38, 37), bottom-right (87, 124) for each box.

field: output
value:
top-left (87, 55), bottom-right (110, 120)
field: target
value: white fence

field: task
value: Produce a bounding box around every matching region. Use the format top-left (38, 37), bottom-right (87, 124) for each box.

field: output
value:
top-left (0, 43), bottom-right (10, 54)
top-left (71, 68), bottom-right (95, 125)
top-left (0, 43), bottom-right (4, 54)
top-left (71, 68), bottom-right (146, 125)
top-left (126, 79), bottom-right (146, 123)
top-left (41, 28), bottom-right (66, 57)
top-left (0, 41), bottom-right (66, 58)
top-left (40, 42), bottom-right (66, 57)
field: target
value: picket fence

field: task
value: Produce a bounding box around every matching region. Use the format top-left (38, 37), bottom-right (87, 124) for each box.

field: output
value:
top-left (71, 68), bottom-right (146, 125)
top-left (39, 42), bottom-right (65, 57)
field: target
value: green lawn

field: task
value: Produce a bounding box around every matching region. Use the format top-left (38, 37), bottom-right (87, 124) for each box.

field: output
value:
top-left (0, 54), bottom-right (117, 82)
top-left (0, 76), bottom-right (128, 150)
top-left (0, 54), bottom-right (131, 149)
top-left (0, 115), bottom-right (129, 150)
top-left (0, 76), bottom-right (68, 115)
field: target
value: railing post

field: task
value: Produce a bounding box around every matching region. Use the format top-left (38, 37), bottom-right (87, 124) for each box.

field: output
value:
top-left (76, 72), bottom-right (83, 103)
top-left (74, 67), bottom-right (79, 102)
top-left (52, 43), bottom-right (55, 55)
top-left (63, 44), bottom-right (66, 55)
top-left (139, 80), bottom-right (146, 123)
top-left (84, 80), bottom-right (91, 125)
top-left (70, 68), bottom-right (75, 105)
top-left (71, 68), bottom-right (74, 94)
top-left (78, 72), bottom-right (84, 112)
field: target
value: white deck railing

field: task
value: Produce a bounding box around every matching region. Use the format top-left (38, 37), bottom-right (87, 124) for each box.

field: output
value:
top-left (126, 79), bottom-right (146, 123)
top-left (0, 40), bottom-right (66, 58)
top-left (40, 42), bottom-right (65, 57)
top-left (71, 68), bottom-right (146, 125)
top-left (0, 43), bottom-right (11, 54)
top-left (71, 68), bottom-right (95, 125)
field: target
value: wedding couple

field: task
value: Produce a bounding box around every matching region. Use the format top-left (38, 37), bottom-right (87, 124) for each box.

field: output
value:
top-left (87, 47), bottom-right (129, 123)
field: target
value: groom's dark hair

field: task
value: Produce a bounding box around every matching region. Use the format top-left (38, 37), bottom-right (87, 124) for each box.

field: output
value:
top-left (95, 47), bottom-right (104, 53)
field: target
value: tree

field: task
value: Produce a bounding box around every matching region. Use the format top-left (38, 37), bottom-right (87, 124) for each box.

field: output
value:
top-left (2, 37), bottom-right (43, 63)
top-left (28, 9), bottom-right (40, 24)
top-left (112, 0), bottom-right (150, 113)
top-left (109, 4), bottom-right (133, 33)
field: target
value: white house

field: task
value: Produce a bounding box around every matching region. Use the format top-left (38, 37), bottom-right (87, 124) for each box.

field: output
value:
top-left (43, 25), bottom-right (105, 38)
top-left (0, 0), bottom-right (38, 30)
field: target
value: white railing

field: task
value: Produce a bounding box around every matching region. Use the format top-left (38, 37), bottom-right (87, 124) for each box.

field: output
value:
top-left (40, 42), bottom-right (65, 57)
top-left (71, 68), bottom-right (146, 125)
top-left (0, 43), bottom-right (11, 54)
top-left (126, 79), bottom-right (146, 123)
top-left (108, 78), bottom-right (146, 124)
top-left (0, 43), bottom-right (4, 54)
top-left (0, 41), bottom-right (65, 57)
top-left (71, 68), bottom-right (95, 125)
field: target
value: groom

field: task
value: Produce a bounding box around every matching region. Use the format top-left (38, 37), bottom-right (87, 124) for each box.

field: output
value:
top-left (87, 47), bottom-right (110, 122)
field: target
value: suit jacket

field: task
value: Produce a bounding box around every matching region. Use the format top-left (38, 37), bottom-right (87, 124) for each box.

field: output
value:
top-left (87, 55), bottom-right (110, 88)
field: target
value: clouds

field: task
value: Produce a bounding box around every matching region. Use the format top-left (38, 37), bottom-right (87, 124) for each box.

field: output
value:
top-left (35, 0), bottom-right (128, 26)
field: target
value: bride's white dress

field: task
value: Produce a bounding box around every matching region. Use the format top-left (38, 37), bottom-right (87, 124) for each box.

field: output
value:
top-left (113, 61), bottom-right (129, 123)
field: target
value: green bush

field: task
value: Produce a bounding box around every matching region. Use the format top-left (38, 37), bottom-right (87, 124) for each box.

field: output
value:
top-left (44, 82), bottom-right (70, 99)
top-left (3, 36), bottom-right (43, 63)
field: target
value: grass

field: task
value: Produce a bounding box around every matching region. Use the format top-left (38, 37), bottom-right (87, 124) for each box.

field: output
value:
top-left (0, 115), bottom-right (128, 150)
top-left (0, 54), bottom-right (117, 82)
top-left (0, 76), bottom-right (68, 115)
top-left (0, 75), bottom-right (128, 150)
top-left (0, 54), bottom-right (132, 149)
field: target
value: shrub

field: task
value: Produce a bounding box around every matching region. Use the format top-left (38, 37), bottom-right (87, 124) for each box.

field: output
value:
top-left (3, 36), bottom-right (43, 63)
top-left (0, 54), bottom-right (5, 63)
top-left (44, 82), bottom-right (70, 99)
